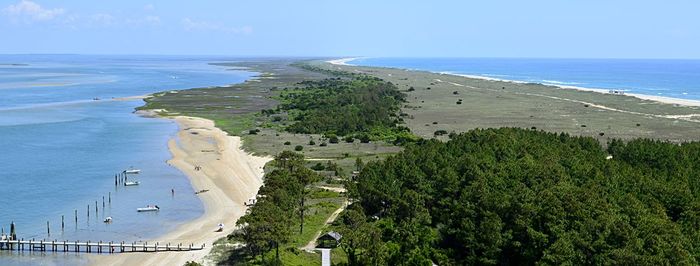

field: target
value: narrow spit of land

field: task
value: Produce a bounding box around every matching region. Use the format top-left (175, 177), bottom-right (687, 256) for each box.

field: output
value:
top-left (94, 58), bottom-right (700, 265)
top-left (317, 60), bottom-right (700, 142)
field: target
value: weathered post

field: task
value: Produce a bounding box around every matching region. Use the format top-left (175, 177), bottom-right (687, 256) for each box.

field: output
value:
top-left (115, 175), bottom-right (118, 186)
top-left (95, 201), bottom-right (98, 216)
top-left (61, 215), bottom-right (64, 231)
top-left (47, 221), bottom-right (50, 236)
top-left (109, 192), bottom-right (111, 204)
top-left (87, 205), bottom-right (90, 219)
top-left (102, 196), bottom-right (105, 208)
top-left (74, 209), bottom-right (78, 225)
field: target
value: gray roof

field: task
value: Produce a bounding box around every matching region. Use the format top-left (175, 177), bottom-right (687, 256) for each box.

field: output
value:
top-left (319, 231), bottom-right (342, 241)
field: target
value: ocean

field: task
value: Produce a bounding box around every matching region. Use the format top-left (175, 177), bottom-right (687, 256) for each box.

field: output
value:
top-left (0, 55), bottom-right (253, 265)
top-left (348, 58), bottom-right (700, 101)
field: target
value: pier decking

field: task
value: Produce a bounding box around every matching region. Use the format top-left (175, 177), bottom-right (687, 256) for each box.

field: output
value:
top-left (0, 239), bottom-right (204, 253)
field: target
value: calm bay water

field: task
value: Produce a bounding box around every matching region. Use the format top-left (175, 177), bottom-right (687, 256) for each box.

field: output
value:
top-left (0, 55), bottom-right (252, 265)
top-left (349, 58), bottom-right (700, 100)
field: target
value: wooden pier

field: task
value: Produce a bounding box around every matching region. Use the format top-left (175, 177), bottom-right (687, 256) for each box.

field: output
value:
top-left (0, 239), bottom-right (204, 253)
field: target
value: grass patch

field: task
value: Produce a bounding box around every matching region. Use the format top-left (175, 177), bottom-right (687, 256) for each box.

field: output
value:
top-left (309, 188), bottom-right (341, 199)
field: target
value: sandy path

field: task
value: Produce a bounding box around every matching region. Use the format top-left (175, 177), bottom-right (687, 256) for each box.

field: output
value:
top-left (90, 116), bottom-right (271, 266)
top-left (302, 200), bottom-right (349, 251)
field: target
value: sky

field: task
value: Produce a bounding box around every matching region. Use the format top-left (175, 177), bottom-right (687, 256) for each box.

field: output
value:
top-left (0, 0), bottom-right (699, 58)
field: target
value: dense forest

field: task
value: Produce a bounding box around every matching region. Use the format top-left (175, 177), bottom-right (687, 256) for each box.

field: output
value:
top-left (278, 77), bottom-right (414, 142)
top-left (236, 151), bottom-right (322, 264)
top-left (339, 128), bottom-right (700, 265)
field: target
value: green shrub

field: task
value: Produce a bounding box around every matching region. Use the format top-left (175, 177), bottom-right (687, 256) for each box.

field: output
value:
top-left (359, 134), bottom-right (371, 143)
top-left (434, 130), bottom-right (448, 136)
top-left (294, 145), bottom-right (303, 151)
top-left (311, 162), bottom-right (325, 171)
top-left (329, 135), bottom-right (339, 144)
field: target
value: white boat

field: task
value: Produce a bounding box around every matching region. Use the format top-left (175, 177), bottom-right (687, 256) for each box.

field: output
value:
top-left (124, 169), bottom-right (141, 174)
top-left (104, 217), bottom-right (113, 223)
top-left (137, 205), bottom-right (160, 212)
top-left (124, 181), bottom-right (140, 186)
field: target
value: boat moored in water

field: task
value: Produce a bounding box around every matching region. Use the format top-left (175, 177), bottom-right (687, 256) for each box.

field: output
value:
top-left (137, 205), bottom-right (160, 212)
top-left (123, 169), bottom-right (141, 174)
top-left (124, 181), bottom-right (140, 186)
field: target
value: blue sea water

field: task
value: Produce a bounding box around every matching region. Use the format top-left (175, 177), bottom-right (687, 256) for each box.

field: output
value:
top-left (349, 58), bottom-right (700, 100)
top-left (0, 55), bottom-right (253, 265)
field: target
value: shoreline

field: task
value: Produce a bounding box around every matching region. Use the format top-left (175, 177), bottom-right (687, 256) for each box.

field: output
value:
top-left (91, 114), bottom-right (272, 266)
top-left (327, 58), bottom-right (700, 107)
top-left (325, 57), bottom-right (359, 66)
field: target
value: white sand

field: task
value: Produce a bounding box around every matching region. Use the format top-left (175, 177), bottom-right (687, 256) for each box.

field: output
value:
top-left (326, 57), bottom-right (359, 66)
top-left (438, 72), bottom-right (700, 107)
top-left (627, 93), bottom-right (700, 107)
top-left (112, 95), bottom-right (151, 101)
top-left (91, 116), bottom-right (271, 266)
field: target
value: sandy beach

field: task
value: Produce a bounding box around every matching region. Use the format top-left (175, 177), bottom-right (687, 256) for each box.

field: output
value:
top-left (444, 72), bottom-right (700, 107)
top-left (326, 57), bottom-right (358, 66)
top-left (91, 115), bottom-right (271, 266)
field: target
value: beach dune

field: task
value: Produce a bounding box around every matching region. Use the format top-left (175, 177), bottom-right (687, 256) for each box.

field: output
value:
top-left (91, 116), bottom-right (271, 266)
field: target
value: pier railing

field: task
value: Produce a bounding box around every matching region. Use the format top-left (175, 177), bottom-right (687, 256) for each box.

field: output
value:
top-left (0, 239), bottom-right (204, 253)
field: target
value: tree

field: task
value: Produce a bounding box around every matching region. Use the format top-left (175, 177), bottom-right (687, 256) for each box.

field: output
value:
top-left (293, 166), bottom-right (321, 234)
top-left (238, 199), bottom-right (293, 263)
top-left (355, 157), bottom-right (364, 172)
top-left (338, 208), bottom-right (370, 265)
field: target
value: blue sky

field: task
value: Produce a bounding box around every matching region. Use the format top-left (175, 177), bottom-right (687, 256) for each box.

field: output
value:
top-left (0, 0), bottom-right (698, 58)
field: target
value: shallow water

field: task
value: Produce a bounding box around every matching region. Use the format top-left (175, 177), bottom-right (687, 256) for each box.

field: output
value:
top-left (0, 55), bottom-right (253, 264)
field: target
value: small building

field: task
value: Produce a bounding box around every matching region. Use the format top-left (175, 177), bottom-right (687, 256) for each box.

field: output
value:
top-left (317, 231), bottom-right (342, 248)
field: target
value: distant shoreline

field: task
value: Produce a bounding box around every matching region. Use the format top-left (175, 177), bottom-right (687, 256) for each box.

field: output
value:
top-left (325, 57), bottom-right (359, 66)
top-left (328, 57), bottom-right (700, 107)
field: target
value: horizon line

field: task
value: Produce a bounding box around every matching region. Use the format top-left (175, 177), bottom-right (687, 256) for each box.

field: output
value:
top-left (0, 54), bottom-right (699, 60)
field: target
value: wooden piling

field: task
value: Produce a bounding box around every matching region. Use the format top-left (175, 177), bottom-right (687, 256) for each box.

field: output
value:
top-left (109, 192), bottom-right (111, 204)
top-left (61, 215), bottom-right (64, 231)
top-left (47, 221), bottom-right (50, 236)
top-left (0, 239), bottom-right (204, 253)
top-left (74, 209), bottom-right (77, 225)
top-left (102, 196), bottom-right (105, 208)
top-left (87, 204), bottom-right (90, 218)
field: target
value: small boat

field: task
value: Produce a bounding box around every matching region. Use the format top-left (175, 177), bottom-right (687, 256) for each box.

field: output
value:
top-left (137, 205), bottom-right (160, 212)
top-left (104, 217), bottom-right (113, 223)
top-left (124, 169), bottom-right (141, 174)
top-left (124, 181), bottom-right (140, 186)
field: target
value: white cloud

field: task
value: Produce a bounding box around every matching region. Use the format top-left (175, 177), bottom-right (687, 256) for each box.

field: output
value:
top-left (2, 0), bottom-right (65, 23)
top-left (126, 15), bottom-right (161, 27)
top-left (90, 13), bottom-right (115, 25)
top-left (182, 18), bottom-right (252, 34)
